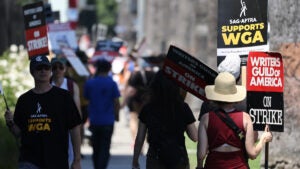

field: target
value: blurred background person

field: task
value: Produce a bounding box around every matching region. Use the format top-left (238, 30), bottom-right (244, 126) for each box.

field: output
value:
top-left (121, 59), bottom-right (155, 145)
top-left (84, 59), bottom-right (121, 169)
top-left (51, 57), bottom-right (82, 166)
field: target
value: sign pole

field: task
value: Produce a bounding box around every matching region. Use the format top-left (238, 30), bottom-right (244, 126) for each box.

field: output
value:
top-left (265, 122), bottom-right (270, 169)
top-left (3, 94), bottom-right (9, 111)
top-left (265, 142), bottom-right (269, 169)
top-left (0, 83), bottom-right (9, 110)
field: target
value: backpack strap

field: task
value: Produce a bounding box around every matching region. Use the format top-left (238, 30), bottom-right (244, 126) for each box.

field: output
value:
top-left (214, 109), bottom-right (249, 165)
top-left (66, 78), bottom-right (74, 97)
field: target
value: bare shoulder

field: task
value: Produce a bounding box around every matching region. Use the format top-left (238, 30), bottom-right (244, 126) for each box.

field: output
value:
top-left (242, 112), bottom-right (252, 130)
top-left (242, 112), bottom-right (251, 120)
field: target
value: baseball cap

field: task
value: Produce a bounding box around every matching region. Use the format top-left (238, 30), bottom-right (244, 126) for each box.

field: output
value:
top-left (30, 55), bottom-right (51, 72)
top-left (51, 57), bottom-right (67, 65)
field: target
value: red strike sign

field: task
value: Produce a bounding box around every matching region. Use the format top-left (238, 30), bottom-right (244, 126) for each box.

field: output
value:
top-left (247, 52), bottom-right (284, 92)
top-left (26, 26), bottom-right (49, 57)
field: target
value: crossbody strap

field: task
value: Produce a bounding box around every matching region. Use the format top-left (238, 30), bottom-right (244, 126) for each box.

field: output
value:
top-left (214, 109), bottom-right (245, 140)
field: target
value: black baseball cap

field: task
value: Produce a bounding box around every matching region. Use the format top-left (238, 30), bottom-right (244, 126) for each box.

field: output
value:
top-left (30, 55), bottom-right (51, 72)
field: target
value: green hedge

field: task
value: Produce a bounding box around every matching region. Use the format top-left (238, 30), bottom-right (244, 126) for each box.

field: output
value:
top-left (0, 116), bottom-right (18, 169)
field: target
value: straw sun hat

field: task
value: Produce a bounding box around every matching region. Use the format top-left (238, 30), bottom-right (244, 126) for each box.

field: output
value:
top-left (205, 72), bottom-right (246, 102)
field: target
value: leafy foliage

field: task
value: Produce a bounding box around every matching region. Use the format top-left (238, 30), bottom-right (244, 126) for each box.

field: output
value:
top-left (0, 47), bottom-right (33, 168)
top-left (96, 0), bottom-right (119, 36)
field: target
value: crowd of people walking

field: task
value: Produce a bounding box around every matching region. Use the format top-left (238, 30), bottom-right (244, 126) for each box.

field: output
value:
top-left (3, 37), bottom-right (273, 169)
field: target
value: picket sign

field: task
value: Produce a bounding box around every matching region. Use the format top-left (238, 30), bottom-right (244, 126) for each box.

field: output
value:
top-left (162, 45), bottom-right (218, 101)
top-left (247, 51), bottom-right (284, 168)
top-left (23, 1), bottom-right (49, 59)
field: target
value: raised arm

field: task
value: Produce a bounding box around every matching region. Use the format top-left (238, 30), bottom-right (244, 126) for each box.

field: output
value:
top-left (5, 110), bottom-right (21, 138)
top-left (244, 113), bottom-right (272, 159)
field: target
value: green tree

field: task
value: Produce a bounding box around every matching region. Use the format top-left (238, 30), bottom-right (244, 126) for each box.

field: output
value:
top-left (96, 0), bottom-right (119, 37)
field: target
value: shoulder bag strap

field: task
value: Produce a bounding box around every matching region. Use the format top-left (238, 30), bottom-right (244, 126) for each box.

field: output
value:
top-left (214, 109), bottom-right (245, 140)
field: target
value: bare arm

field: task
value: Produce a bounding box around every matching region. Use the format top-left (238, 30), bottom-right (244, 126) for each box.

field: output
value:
top-left (114, 98), bottom-right (120, 122)
top-left (186, 123), bottom-right (198, 142)
top-left (120, 85), bottom-right (136, 108)
top-left (73, 83), bottom-right (82, 118)
top-left (5, 110), bottom-right (21, 137)
top-left (197, 113), bottom-right (209, 168)
top-left (70, 124), bottom-right (82, 169)
top-left (132, 121), bottom-right (147, 169)
top-left (244, 113), bottom-right (272, 159)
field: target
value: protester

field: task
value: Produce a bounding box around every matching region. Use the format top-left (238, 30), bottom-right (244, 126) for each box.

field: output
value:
top-left (84, 59), bottom-right (121, 169)
top-left (196, 72), bottom-right (273, 169)
top-left (198, 54), bottom-right (258, 164)
top-left (198, 53), bottom-right (243, 119)
top-left (4, 55), bottom-right (82, 169)
top-left (65, 50), bottom-right (90, 158)
top-left (132, 70), bottom-right (198, 169)
top-left (122, 59), bottom-right (155, 144)
top-left (51, 57), bottom-right (82, 166)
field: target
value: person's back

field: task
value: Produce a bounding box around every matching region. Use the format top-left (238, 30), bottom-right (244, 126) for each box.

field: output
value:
top-left (84, 59), bottom-right (120, 169)
top-left (205, 110), bottom-right (248, 169)
top-left (197, 72), bottom-right (273, 169)
top-left (132, 70), bottom-right (197, 169)
top-left (85, 76), bottom-right (119, 125)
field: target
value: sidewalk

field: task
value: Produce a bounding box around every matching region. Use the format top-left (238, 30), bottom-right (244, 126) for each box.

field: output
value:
top-left (81, 110), bottom-right (146, 169)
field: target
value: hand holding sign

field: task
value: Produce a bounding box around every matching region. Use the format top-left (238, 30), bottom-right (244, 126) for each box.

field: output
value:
top-left (261, 124), bottom-right (273, 143)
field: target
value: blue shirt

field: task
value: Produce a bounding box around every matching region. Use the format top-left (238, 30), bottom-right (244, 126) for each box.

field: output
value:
top-left (84, 76), bottom-right (120, 125)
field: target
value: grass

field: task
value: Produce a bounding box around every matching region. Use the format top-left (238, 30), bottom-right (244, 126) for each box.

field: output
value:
top-left (0, 117), bottom-right (18, 169)
top-left (185, 136), bottom-right (261, 169)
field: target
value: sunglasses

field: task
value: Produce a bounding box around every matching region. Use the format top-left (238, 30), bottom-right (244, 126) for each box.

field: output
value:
top-left (35, 65), bottom-right (51, 71)
top-left (52, 65), bottom-right (65, 71)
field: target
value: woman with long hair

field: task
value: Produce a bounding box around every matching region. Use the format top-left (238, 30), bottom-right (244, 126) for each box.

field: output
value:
top-left (132, 70), bottom-right (198, 169)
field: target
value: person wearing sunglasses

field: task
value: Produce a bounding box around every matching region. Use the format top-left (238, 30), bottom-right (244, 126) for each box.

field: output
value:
top-left (4, 55), bottom-right (82, 169)
top-left (51, 57), bottom-right (83, 167)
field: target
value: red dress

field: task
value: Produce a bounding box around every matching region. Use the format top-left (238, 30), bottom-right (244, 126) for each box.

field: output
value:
top-left (204, 110), bottom-right (249, 169)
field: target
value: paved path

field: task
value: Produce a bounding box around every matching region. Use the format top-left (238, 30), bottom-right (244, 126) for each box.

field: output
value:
top-left (81, 109), bottom-right (146, 169)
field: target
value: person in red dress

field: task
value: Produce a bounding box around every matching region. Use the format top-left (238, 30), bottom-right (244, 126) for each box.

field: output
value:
top-left (197, 72), bottom-right (272, 169)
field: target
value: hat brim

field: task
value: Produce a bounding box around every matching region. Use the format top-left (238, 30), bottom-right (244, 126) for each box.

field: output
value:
top-left (205, 85), bottom-right (246, 102)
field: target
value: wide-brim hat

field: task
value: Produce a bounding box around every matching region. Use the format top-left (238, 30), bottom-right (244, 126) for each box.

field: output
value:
top-left (205, 72), bottom-right (246, 102)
